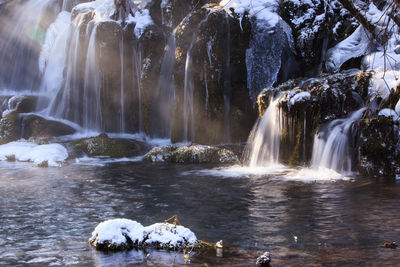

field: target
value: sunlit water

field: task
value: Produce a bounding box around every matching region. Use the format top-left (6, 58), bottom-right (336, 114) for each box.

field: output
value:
top-left (1, 161), bottom-right (400, 266)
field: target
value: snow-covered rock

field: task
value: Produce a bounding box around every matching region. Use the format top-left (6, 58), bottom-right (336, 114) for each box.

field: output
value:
top-left (288, 91), bottom-right (311, 109)
top-left (378, 108), bottom-right (399, 121)
top-left (326, 26), bottom-right (372, 72)
top-left (370, 70), bottom-right (400, 100)
top-left (89, 219), bottom-right (145, 250)
top-left (89, 219), bottom-right (200, 251)
top-left (143, 223), bottom-right (198, 250)
top-left (0, 141), bottom-right (68, 166)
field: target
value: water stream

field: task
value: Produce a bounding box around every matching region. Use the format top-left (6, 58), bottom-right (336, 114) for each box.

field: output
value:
top-left (243, 97), bottom-right (282, 167)
top-left (1, 161), bottom-right (400, 266)
top-left (311, 108), bottom-right (366, 174)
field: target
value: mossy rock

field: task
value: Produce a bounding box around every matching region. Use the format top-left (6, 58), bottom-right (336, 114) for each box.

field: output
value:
top-left (72, 133), bottom-right (150, 158)
top-left (358, 116), bottom-right (400, 178)
top-left (21, 114), bottom-right (76, 139)
top-left (144, 144), bottom-right (239, 164)
top-left (0, 111), bottom-right (20, 144)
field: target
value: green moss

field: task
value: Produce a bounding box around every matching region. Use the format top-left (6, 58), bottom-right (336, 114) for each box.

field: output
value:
top-left (288, 123), bottom-right (302, 167)
top-left (37, 161), bottom-right (49, 168)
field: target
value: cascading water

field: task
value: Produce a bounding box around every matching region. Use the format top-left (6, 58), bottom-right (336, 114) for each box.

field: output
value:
top-left (183, 14), bottom-right (210, 141)
top-left (0, 0), bottom-right (57, 92)
top-left (223, 13), bottom-right (232, 143)
top-left (120, 34), bottom-right (126, 133)
top-left (150, 31), bottom-right (176, 138)
top-left (311, 108), bottom-right (366, 174)
top-left (133, 41), bottom-right (143, 133)
top-left (243, 97), bottom-right (282, 167)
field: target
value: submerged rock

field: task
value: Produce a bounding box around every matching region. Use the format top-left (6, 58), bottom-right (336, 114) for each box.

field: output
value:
top-left (143, 144), bottom-right (239, 163)
top-left (72, 133), bottom-right (150, 158)
top-left (89, 218), bottom-right (201, 251)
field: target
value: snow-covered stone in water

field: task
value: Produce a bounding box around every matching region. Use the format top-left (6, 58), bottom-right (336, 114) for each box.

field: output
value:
top-left (89, 219), bottom-right (202, 251)
top-left (89, 219), bottom-right (145, 250)
top-left (326, 26), bottom-right (372, 72)
top-left (288, 92), bottom-right (311, 108)
top-left (143, 223), bottom-right (198, 250)
top-left (0, 141), bottom-right (68, 166)
top-left (378, 109), bottom-right (399, 121)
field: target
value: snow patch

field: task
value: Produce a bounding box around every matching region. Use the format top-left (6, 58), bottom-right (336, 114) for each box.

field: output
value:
top-left (378, 108), bottom-right (399, 121)
top-left (125, 9), bottom-right (154, 38)
top-left (288, 92), bottom-right (311, 108)
top-left (370, 70), bottom-right (400, 99)
top-left (220, 0), bottom-right (280, 26)
top-left (0, 141), bottom-right (68, 166)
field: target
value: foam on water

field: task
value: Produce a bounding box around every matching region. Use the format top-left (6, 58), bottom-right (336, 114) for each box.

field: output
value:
top-left (181, 164), bottom-right (288, 178)
top-left (281, 167), bottom-right (353, 182)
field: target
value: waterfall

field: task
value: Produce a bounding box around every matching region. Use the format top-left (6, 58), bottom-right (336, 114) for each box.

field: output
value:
top-left (183, 14), bottom-right (210, 141)
top-left (0, 0), bottom-right (57, 92)
top-left (223, 13), bottom-right (232, 143)
top-left (311, 108), bottom-right (366, 174)
top-left (150, 31), bottom-right (176, 138)
top-left (82, 23), bottom-right (101, 132)
top-left (47, 12), bottom-right (86, 123)
top-left (243, 97), bottom-right (282, 167)
top-left (120, 34), bottom-right (125, 133)
top-left (134, 42), bottom-right (143, 133)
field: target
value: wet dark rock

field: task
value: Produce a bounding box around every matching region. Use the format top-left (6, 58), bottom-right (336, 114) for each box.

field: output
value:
top-left (172, 5), bottom-right (256, 144)
top-left (0, 111), bottom-right (20, 144)
top-left (256, 251), bottom-right (271, 267)
top-left (279, 0), bottom-right (357, 75)
top-left (358, 115), bottom-right (400, 178)
top-left (144, 144), bottom-right (239, 164)
top-left (72, 133), bottom-right (150, 158)
top-left (20, 114), bottom-right (76, 140)
top-left (384, 242), bottom-right (398, 249)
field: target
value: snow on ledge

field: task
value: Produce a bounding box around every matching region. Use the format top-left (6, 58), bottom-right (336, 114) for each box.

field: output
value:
top-left (0, 141), bottom-right (68, 166)
top-left (89, 219), bottom-right (199, 251)
top-left (378, 108), bottom-right (400, 121)
top-left (288, 91), bottom-right (311, 108)
top-left (220, 0), bottom-right (280, 26)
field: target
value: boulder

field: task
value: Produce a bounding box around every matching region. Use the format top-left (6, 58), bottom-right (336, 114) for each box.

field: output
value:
top-left (72, 133), bottom-right (150, 158)
top-left (0, 111), bottom-right (20, 144)
top-left (144, 144), bottom-right (239, 163)
top-left (89, 218), bottom-right (202, 251)
top-left (20, 114), bottom-right (76, 140)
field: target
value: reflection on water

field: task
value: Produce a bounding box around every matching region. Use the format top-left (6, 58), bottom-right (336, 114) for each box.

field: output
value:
top-left (1, 161), bottom-right (400, 266)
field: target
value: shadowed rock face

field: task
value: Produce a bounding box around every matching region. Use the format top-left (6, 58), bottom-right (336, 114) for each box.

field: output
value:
top-left (171, 6), bottom-right (257, 144)
top-left (358, 115), bottom-right (400, 178)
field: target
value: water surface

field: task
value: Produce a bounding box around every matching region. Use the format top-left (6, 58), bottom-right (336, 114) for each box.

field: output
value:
top-left (1, 161), bottom-right (400, 266)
